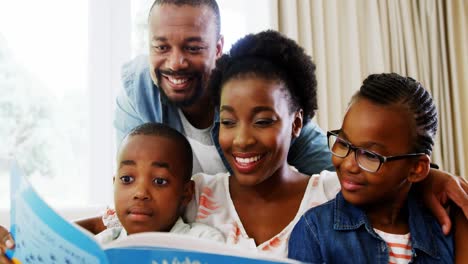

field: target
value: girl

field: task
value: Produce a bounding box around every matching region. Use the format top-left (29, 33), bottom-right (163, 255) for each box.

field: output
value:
top-left (288, 73), bottom-right (467, 263)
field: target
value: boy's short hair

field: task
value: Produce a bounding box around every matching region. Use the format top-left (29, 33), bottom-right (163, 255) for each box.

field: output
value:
top-left (126, 123), bottom-right (193, 181)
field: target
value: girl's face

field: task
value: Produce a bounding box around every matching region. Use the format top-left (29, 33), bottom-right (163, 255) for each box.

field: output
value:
top-left (219, 76), bottom-right (302, 186)
top-left (333, 98), bottom-right (422, 206)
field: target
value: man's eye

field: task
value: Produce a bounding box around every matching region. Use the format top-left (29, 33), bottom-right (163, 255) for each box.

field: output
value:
top-left (120, 175), bottom-right (134, 184)
top-left (185, 46), bottom-right (203, 53)
top-left (153, 178), bottom-right (168, 185)
top-left (153, 45), bottom-right (168, 52)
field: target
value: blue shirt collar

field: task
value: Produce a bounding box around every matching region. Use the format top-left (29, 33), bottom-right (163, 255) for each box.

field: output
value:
top-left (333, 192), bottom-right (440, 259)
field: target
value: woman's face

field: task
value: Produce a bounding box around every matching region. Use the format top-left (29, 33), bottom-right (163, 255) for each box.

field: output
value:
top-left (218, 76), bottom-right (302, 186)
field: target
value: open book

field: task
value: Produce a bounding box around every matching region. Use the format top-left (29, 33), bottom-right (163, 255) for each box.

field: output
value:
top-left (7, 162), bottom-right (300, 264)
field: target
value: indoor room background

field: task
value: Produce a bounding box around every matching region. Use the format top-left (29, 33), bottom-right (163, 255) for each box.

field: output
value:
top-left (0, 0), bottom-right (466, 227)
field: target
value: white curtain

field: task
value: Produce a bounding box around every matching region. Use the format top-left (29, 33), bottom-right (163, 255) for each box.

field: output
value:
top-left (270, 0), bottom-right (467, 178)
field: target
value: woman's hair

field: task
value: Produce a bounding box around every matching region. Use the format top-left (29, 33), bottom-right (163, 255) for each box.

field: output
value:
top-left (126, 122), bottom-right (193, 181)
top-left (209, 30), bottom-right (318, 122)
top-left (352, 73), bottom-right (438, 155)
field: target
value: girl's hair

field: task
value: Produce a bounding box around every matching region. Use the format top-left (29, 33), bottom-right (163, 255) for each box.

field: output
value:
top-left (209, 30), bottom-right (318, 122)
top-left (353, 73), bottom-right (438, 155)
top-left (126, 123), bottom-right (193, 181)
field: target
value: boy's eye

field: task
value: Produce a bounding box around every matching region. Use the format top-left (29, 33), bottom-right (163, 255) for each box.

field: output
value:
top-left (120, 175), bottom-right (134, 184)
top-left (153, 178), bottom-right (168, 185)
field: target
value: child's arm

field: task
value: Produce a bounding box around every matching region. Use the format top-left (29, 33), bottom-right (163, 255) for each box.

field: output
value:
top-left (288, 216), bottom-right (323, 263)
top-left (75, 216), bottom-right (106, 235)
top-left (454, 207), bottom-right (468, 263)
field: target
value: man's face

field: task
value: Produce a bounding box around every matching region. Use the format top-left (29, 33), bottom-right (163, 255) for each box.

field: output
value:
top-left (148, 4), bottom-right (223, 107)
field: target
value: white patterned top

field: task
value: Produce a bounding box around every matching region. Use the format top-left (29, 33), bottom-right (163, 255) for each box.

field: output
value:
top-left (184, 170), bottom-right (341, 257)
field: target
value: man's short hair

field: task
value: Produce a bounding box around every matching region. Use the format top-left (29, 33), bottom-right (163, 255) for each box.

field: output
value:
top-left (149, 0), bottom-right (221, 37)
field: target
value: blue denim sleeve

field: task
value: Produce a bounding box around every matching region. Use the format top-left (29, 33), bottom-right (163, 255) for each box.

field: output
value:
top-left (288, 214), bottom-right (323, 264)
top-left (114, 56), bottom-right (147, 146)
top-left (287, 120), bottom-right (334, 175)
top-left (114, 55), bottom-right (154, 146)
top-left (114, 87), bottom-right (145, 146)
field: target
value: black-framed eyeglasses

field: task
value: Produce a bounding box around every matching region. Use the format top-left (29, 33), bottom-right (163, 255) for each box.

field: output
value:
top-left (327, 130), bottom-right (425, 173)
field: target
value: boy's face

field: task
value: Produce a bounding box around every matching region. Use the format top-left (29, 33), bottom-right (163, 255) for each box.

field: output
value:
top-left (333, 98), bottom-right (420, 207)
top-left (218, 77), bottom-right (302, 186)
top-left (114, 134), bottom-right (193, 235)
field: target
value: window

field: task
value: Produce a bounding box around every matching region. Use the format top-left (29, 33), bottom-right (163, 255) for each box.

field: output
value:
top-left (0, 1), bottom-right (92, 211)
top-left (0, 0), bottom-right (126, 226)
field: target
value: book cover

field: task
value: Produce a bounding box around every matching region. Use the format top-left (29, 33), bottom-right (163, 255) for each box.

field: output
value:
top-left (7, 162), bottom-right (300, 264)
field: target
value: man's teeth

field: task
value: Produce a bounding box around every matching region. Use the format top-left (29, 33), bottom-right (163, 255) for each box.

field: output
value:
top-left (235, 155), bottom-right (262, 164)
top-left (168, 77), bottom-right (188, 85)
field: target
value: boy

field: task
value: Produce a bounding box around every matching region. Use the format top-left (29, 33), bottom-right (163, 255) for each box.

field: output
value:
top-left (95, 122), bottom-right (224, 243)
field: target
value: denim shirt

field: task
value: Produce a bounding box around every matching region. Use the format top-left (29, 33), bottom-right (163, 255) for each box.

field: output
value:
top-left (114, 55), bottom-right (334, 175)
top-left (288, 192), bottom-right (454, 263)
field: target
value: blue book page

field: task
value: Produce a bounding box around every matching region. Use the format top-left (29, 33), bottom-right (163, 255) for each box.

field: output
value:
top-left (102, 233), bottom-right (301, 264)
top-left (105, 248), bottom-right (294, 264)
top-left (7, 162), bottom-right (109, 264)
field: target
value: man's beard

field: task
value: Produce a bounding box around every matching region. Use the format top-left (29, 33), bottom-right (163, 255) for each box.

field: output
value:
top-left (156, 69), bottom-right (205, 108)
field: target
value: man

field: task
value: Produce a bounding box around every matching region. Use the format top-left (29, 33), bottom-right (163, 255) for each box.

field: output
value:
top-left (114, 0), bottom-right (334, 176)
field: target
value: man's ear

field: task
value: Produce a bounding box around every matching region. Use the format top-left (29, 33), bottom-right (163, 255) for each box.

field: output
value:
top-left (408, 155), bottom-right (431, 183)
top-left (215, 35), bottom-right (224, 58)
top-left (181, 180), bottom-right (195, 206)
top-left (292, 109), bottom-right (303, 138)
top-left (112, 176), bottom-right (115, 184)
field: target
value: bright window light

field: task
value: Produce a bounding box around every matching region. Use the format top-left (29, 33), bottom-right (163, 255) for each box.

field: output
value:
top-left (0, 0), bottom-right (90, 209)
